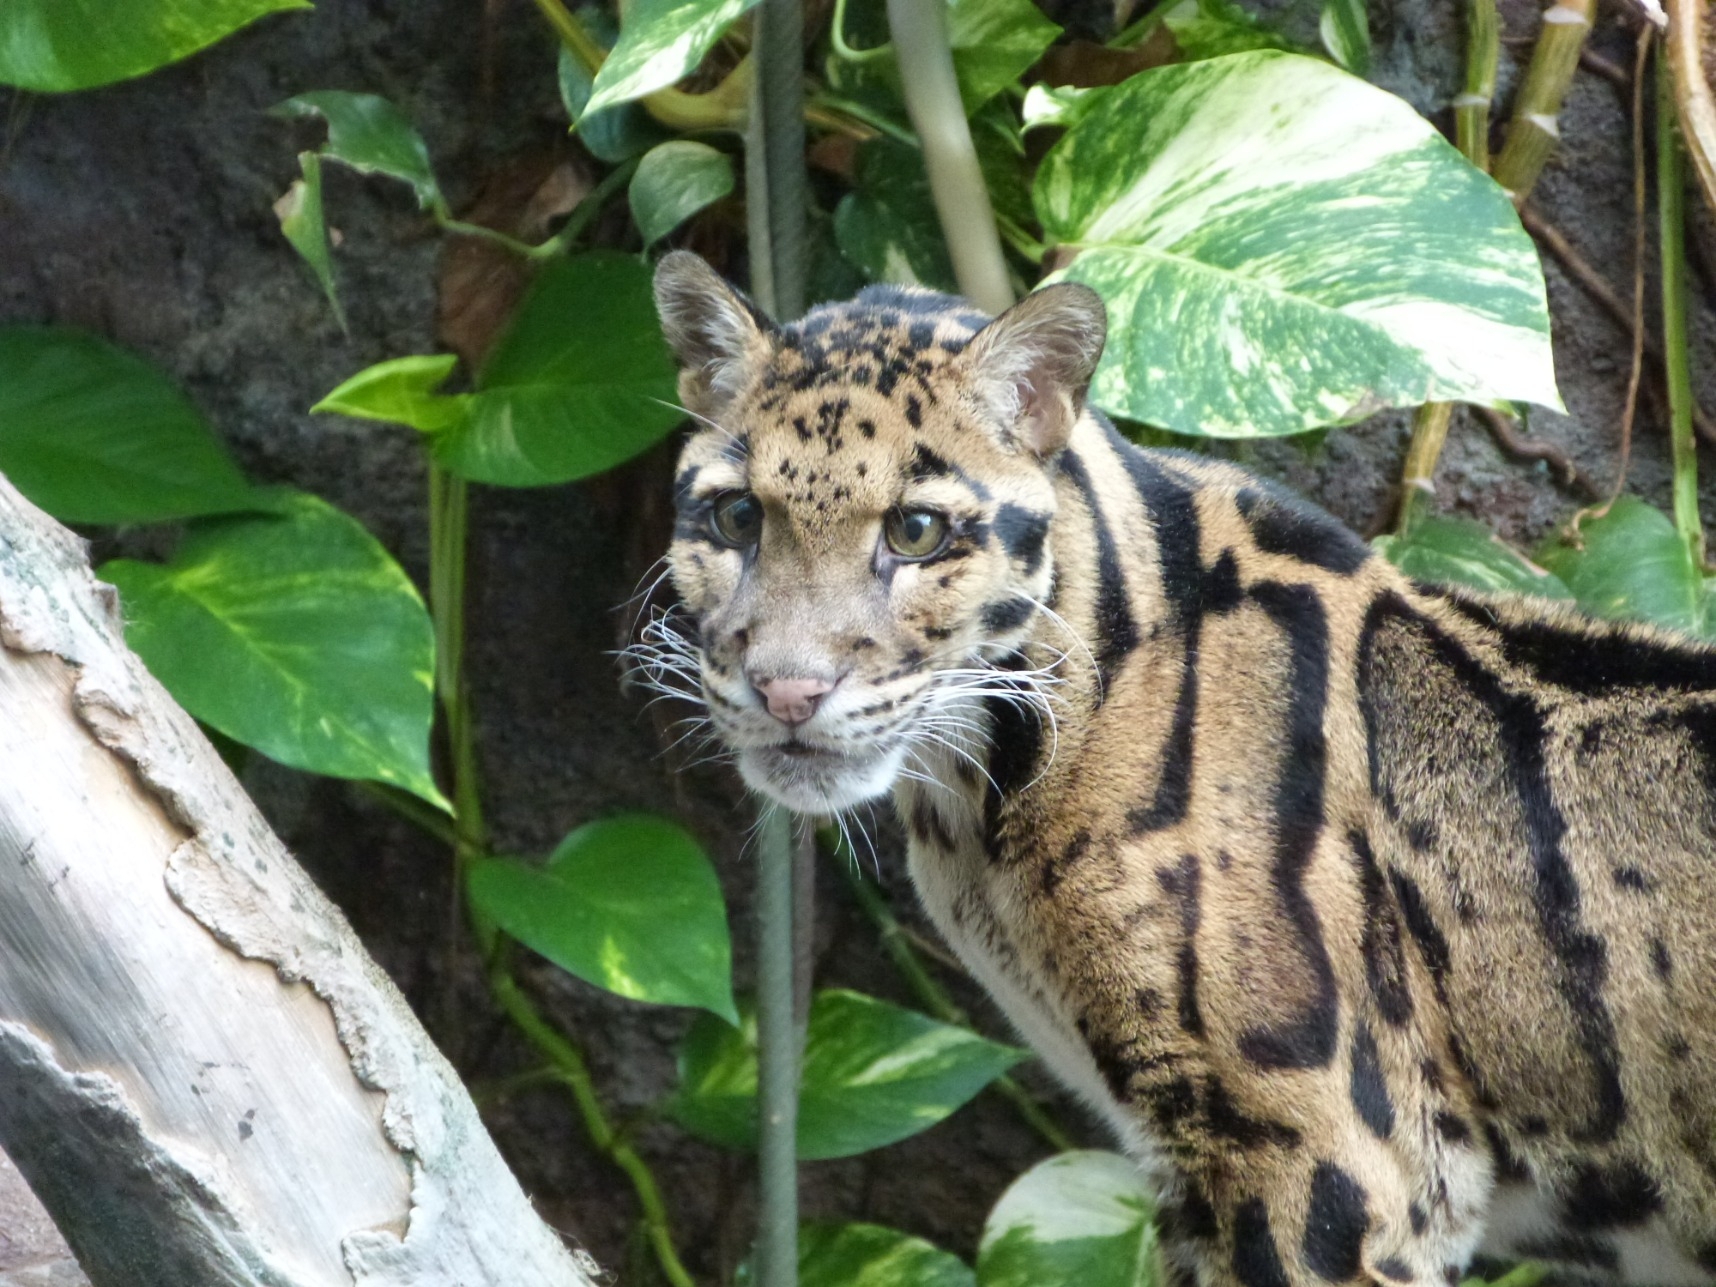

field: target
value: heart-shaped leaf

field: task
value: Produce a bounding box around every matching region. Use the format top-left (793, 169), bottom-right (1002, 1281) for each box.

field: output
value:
top-left (313, 354), bottom-right (468, 432)
top-left (431, 252), bottom-right (683, 486)
top-left (977, 1151), bottom-right (1158, 1287)
top-left (630, 140), bottom-right (735, 244)
top-left (1374, 514), bottom-right (1571, 599)
top-left (0, 328), bottom-right (258, 524)
top-left (272, 91), bottom-right (441, 209)
top-left (0, 0), bottom-right (308, 92)
top-left (1034, 51), bottom-right (1560, 437)
top-left (672, 989), bottom-right (1025, 1160)
top-left (99, 490), bottom-right (445, 808)
top-left (468, 814), bottom-right (737, 1021)
top-left (559, 43), bottom-right (668, 164)
top-left (1536, 496), bottom-right (1712, 636)
top-left (738, 1223), bottom-right (977, 1287)
top-left (584, 0), bottom-right (762, 116)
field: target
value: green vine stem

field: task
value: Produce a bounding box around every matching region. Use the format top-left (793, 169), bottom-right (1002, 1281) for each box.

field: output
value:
top-left (832, 845), bottom-right (1077, 1152)
top-left (831, 0), bottom-right (892, 62)
top-left (885, 0), bottom-right (1013, 313)
top-left (1455, 0), bottom-right (1499, 170)
top-left (1395, 401), bottom-right (1454, 533)
top-left (491, 962), bottom-right (697, 1287)
top-left (1490, 0), bottom-right (1594, 201)
top-left (1658, 54), bottom-right (1705, 566)
top-left (427, 464), bottom-right (486, 871)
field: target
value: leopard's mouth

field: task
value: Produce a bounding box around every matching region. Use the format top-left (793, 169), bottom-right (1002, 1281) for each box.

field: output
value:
top-left (739, 738), bottom-right (907, 813)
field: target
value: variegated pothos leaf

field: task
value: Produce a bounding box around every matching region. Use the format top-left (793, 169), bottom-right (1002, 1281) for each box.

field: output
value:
top-left (1034, 51), bottom-right (1561, 437)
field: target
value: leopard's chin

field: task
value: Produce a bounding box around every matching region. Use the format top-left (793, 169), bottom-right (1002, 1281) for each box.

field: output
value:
top-left (738, 740), bottom-right (907, 814)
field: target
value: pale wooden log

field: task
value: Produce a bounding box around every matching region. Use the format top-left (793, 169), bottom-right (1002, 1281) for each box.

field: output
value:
top-left (0, 475), bottom-right (597, 1287)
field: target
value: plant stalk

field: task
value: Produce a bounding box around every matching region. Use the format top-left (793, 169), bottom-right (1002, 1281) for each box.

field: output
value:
top-left (491, 965), bottom-right (697, 1287)
top-left (428, 465), bottom-right (486, 868)
top-left (1455, 0), bottom-right (1500, 170)
top-left (1659, 55), bottom-right (1705, 566)
top-left (753, 807), bottom-right (800, 1287)
top-left (1491, 0), bottom-right (1595, 201)
top-left (746, 6), bottom-right (810, 1283)
top-left (885, 0), bottom-right (1013, 313)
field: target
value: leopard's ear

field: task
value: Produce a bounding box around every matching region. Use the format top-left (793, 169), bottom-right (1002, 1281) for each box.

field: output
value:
top-left (959, 282), bottom-right (1107, 457)
top-left (653, 252), bottom-right (779, 418)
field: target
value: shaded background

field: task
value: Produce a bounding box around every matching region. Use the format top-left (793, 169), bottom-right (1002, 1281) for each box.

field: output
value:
top-left (1, 0), bottom-right (1712, 1279)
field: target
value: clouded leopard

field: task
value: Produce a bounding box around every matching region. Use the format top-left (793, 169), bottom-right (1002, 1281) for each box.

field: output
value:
top-left (646, 250), bottom-right (1716, 1287)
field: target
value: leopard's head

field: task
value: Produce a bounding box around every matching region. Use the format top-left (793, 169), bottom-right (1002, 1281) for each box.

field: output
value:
top-left (643, 252), bottom-right (1106, 813)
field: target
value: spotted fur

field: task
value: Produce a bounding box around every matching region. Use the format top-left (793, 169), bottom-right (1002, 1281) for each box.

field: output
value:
top-left (646, 252), bottom-right (1716, 1287)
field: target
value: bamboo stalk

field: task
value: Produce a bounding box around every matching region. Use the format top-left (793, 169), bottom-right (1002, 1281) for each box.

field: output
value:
top-left (1456, 0), bottom-right (1500, 170)
top-left (1491, 0), bottom-right (1595, 201)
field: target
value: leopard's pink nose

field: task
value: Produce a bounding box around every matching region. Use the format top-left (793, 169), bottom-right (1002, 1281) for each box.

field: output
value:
top-left (753, 677), bottom-right (834, 725)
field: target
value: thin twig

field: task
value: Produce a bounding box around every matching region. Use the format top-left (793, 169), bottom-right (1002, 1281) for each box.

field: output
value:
top-left (1475, 407), bottom-right (1602, 497)
top-left (1519, 203), bottom-right (1716, 445)
top-left (1609, 28), bottom-right (1655, 503)
top-left (1658, 54), bottom-right (1705, 564)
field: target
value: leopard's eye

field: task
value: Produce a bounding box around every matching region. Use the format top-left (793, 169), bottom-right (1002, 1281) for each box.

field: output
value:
top-left (710, 491), bottom-right (763, 547)
top-left (884, 507), bottom-right (950, 559)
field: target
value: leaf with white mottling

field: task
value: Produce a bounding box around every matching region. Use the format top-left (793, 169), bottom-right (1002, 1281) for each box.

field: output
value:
top-left (1021, 83), bottom-right (1105, 132)
top-left (1319, 0), bottom-right (1370, 72)
top-left (737, 1223), bottom-right (978, 1287)
top-left (583, 0), bottom-right (761, 116)
top-left (671, 989), bottom-right (1024, 1159)
top-left (977, 1151), bottom-right (1157, 1287)
top-left (1165, 0), bottom-right (1294, 59)
top-left (1034, 51), bottom-right (1560, 437)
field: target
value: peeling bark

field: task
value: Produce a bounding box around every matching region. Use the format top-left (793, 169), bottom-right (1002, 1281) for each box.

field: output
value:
top-left (0, 474), bottom-right (596, 1286)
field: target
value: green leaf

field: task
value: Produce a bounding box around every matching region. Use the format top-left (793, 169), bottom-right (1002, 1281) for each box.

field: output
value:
top-left (584, 0), bottom-right (762, 116)
top-left (835, 138), bottom-right (958, 290)
top-left (1164, 0), bottom-right (1295, 59)
top-left (976, 1151), bottom-right (1158, 1287)
top-left (274, 151), bottom-right (347, 330)
top-left (1319, 0), bottom-right (1371, 73)
top-left (432, 252), bottom-right (683, 486)
top-left (1021, 83), bottom-right (1106, 133)
top-left (468, 814), bottom-right (736, 1021)
top-left (1034, 51), bottom-right (1561, 437)
top-left (558, 44), bottom-right (668, 164)
top-left (0, 0), bottom-right (309, 92)
top-left (738, 1223), bottom-right (977, 1287)
top-left (943, 0), bottom-right (1062, 111)
top-left (827, 0), bottom-right (1062, 118)
top-left (313, 354), bottom-right (468, 432)
top-left (671, 989), bottom-right (1025, 1160)
top-left (271, 91), bottom-right (441, 209)
top-left (1535, 496), bottom-right (1711, 636)
top-left (1374, 515), bottom-right (1571, 599)
top-left (629, 140), bottom-right (735, 244)
top-left (99, 490), bottom-right (446, 808)
top-left (0, 328), bottom-right (257, 524)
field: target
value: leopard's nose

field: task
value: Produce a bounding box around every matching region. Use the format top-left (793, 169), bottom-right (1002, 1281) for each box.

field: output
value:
top-left (752, 676), bottom-right (835, 726)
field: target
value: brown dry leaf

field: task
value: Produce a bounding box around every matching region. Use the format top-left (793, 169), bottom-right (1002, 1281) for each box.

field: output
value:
top-left (1036, 34), bottom-right (1174, 88)
top-left (436, 147), bottom-right (592, 370)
